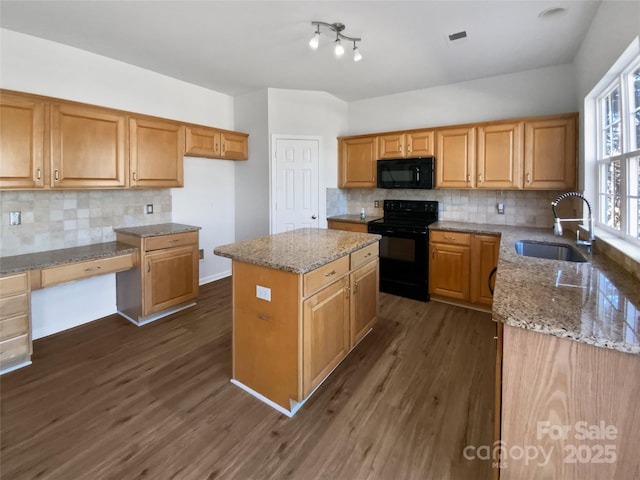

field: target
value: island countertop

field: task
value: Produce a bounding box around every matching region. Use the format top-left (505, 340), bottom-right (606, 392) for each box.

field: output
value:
top-left (114, 223), bottom-right (200, 237)
top-left (430, 221), bottom-right (640, 355)
top-left (214, 228), bottom-right (381, 274)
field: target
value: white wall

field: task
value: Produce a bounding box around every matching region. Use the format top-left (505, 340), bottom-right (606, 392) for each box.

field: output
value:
top-left (234, 89), bottom-right (270, 241)
top-left (1, 29), bottom-right (235, 337)
top-left (347, 64), bottom-right (578, 134)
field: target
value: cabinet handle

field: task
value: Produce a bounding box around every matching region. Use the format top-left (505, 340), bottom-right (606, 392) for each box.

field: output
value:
top-left (54, 169), bottom-right (59, 181)
top-left (526, 173), bottom-right (531, 183)
top-left (84, 266), bottom-right (101, 272)
top-left (168, 239), bottom-right (179, 244)
top-left (222, 143), bottom-right (226, 154)
top-left (133, 172), bottom-right (137, 182)
top-left (432, 249), bottom-right (436, 259)
top-left (257, 313), bottom-right (271, 321)
top-left (467, 174), bottom-right (471, 182)
top-left (36, 168), bottom-right (41, 180)
top-left (444, 235), bottom-right (457, 242)
top-left (325, 270), bottom-right (336, 277)
top-left (147, 262), bottom-right (151, 273)
top-left (407, 144), bottom-right (411, 153)
top-left (478, 174), bottom-right (483, 183)
top-left (353, 281), bottom-right (359, 294)
top-left (215, 143), bottom-right (219, 153)
top-left (364, 252), bottom-right (372, 258)
top-left (345, 284), bottom-right (350, 300)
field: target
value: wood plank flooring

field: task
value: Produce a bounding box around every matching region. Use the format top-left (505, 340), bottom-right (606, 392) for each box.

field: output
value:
top-left (1, 278), bottom-right (497, 480)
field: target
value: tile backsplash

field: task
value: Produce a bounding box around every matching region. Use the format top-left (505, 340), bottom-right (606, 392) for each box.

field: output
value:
top-left (327, 188), bottom-right (574, 230)
top-left (0, 190), bottom-right (171, 257)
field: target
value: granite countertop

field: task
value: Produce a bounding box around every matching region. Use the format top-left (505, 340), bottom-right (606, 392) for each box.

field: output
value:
top-left (327, 214), bottom-right (381, 225)
top-left (0, 242), bottom-right (138, 276)
top-left (214, 228), bottom-right (381, 274)
top-left (430, 221), bottom-right (640, 355)
top-left (114, 223), bottom-right (201, 237)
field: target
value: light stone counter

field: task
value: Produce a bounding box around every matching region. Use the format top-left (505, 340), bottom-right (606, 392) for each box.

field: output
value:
top-left (114, 223), bottom-right (200, 237)
top-left (326, 214), bottom-right (381, 225)
top-left (214, 228), bottom-right (381, 274)
top-left (430, 221), bottom-right (640, 355)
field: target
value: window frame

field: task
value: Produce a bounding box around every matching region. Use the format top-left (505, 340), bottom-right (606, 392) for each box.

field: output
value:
top-left (594, 55), bottom-right (640, 245)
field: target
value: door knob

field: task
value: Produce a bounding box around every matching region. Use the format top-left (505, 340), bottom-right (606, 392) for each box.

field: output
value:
top-left (311, 214), bottom-right (317, 219)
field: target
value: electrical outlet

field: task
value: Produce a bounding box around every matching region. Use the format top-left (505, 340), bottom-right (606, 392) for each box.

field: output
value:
top-left (145, 204), bottom-right (153, 214)
top-left (256, 285), bottom-right (271, 301)
top-left (497, 203), bottom-right (505, 214)
top-left (374, 200), bottom-right (380, 208)
top-left (9, 211), bottom-right (21, 225)
top-left (199, 249), bottom-right (204, 260)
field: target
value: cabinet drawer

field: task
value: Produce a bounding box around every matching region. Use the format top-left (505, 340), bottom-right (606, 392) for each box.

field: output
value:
top-left (328, 220), bottom-right (368, 233)
top-left (0, 293), bottom-right (29, 320)
top-left (0, 314), bottom-right (29, 341)
top-left (430, 230), bottom-right (472, 246)
top-left (144, 232), bottom-right (198, 251)
top-left (303, 256), bottom-right (349, 298)
top-left (40, 254), bottom-right (135, 288)
top-left (0, 334), bottom-right (31, 364)
top-left (350, 242), bottom-right (379, 269)
top-left (0, 273), bottom-right (28, 297)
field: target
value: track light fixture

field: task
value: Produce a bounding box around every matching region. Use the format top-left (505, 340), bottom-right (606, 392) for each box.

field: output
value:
top-left (309, 21), bottom-right (362, 62)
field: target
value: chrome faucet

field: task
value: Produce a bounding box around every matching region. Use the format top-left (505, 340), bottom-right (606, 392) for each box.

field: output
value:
top-left (551, 192), bottom-right (595, 252)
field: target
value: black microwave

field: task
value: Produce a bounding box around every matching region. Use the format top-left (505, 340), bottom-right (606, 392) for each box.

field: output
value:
top-left (377, 157), bottom-right (435, 189)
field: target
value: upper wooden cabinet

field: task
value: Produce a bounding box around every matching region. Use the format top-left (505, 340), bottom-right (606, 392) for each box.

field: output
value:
top-left (185, 126), bottom-right (248, 160)
top-left (129, 118), bottom-right (185, 188)
top-left (378, 130), bottom-right (434, 159)
top-left (477, 122), bottom-right (524, 189)
top-left (435, 126), bottom-right (476, 188)
top-left (51, 104), bottom-right (128, 188)
top-left (0, 92), bottom-right (45, 189)
top-left (338, 136), bottom-right (377, 188)
top-left (524, 114), bottom-right (577, 190)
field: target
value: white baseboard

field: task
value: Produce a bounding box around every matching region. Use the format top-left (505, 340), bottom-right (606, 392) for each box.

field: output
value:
top-left (199, 270), bottom-right (231, 286)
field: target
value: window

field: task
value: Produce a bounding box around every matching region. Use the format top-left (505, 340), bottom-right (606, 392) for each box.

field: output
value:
top-left (595, 57), bottom-right (640, 243)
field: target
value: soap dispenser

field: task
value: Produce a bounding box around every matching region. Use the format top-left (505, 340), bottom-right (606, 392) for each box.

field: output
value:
top-left (360, 208), bottom-right (366, 220)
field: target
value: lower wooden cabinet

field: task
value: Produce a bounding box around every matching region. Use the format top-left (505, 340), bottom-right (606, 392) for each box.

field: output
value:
top-left (0, 272), bottom-right (32, 373)
top-left (232, 242), bottom-right (379, 412)
top-left (429, 229), bottom-right (500, 308)
top-left (116, 231), bottom-right (199, 324)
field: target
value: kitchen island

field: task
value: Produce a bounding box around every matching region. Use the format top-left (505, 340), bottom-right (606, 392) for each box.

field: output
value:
top-left (214, 228), bottom-right (380, 416)
top-left (431, 221), bottom-right (640, 479)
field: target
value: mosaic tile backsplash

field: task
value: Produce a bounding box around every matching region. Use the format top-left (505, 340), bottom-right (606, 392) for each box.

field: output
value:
top-left (327, 188), bottom-right (572, 229)
top-left (0, 190), bottom-right (171, 257)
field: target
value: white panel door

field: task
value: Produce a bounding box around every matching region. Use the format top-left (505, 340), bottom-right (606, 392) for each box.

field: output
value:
top-left (272, 137), bottom-right (320, 233)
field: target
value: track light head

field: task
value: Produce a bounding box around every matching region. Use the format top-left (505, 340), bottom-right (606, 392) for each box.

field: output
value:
top-left (310, 21), bottom-right (361, 62)
top-left (334, 37), bottom-right (344, 57)
top-left (353, 42), bottom-right (362, 62)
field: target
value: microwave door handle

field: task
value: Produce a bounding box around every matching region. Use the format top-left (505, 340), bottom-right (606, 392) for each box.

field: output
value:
top-left (415, 167), bottom-right (420, 184)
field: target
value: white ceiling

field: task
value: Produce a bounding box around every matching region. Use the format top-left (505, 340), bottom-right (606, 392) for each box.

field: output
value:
top-left (0, 0), bottom-right (601, 102)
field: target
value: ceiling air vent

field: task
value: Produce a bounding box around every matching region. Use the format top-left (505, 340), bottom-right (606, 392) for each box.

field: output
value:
top-left (448, 31), bottom-right (467, 42)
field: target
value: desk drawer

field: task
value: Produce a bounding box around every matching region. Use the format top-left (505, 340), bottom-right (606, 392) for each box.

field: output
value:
top-left (144, 232), bottom-right (198, 252)
top-left (0, 334), bottom-right (31, 364)
top-left (0, 314), bottom-right (29, 341)
top-left (0, 273), bottom-right (28, 297)
top-left (0, 293), bottom-right (29, 320)
top-left (303, 256), bottom-right (349, 298)
top-left (351, 243), bottom-right (379, 269)
top-left (430, 230), bottom-right (472, 246)
top-left (40, 253), bottom-right (135, 288)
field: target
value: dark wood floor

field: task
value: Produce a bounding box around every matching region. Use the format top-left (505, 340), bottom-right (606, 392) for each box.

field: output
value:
top-left (1, 278), bottom-right (497, 480)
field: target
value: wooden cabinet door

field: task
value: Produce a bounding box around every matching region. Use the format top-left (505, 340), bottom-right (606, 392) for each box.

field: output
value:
top-left (220, 131), bottom-right (248, 160)
top-left (406, 130), bottom-right (434, 157)
top-left (429, 242), bottom-right (471, 300)
top-left (338, 136), bottom-right (377, 187)
top-left (130, 118), bottom-right (184, 187)
top-left (470, 234), bottom-right (500, 306)
top-left (185, 125), bottom-right (220, 158)
top-left (0, 92), bottom-right (45, 189)
top-left (142, 244), bottom-right (198, 316)
top-left (435, 127), bottom-right (476, 188)
top-left (477, 122), bottom-right (523, 189)
top-left (524, 115), bottom-right (576, 189)
top-left (302, 277), bottom-right (350, 398)
top-left (350, 259), bottom-right (378, 347)
top-left (378, 133), bottom-right (406, 159)
top-left (51, 104), bottom-right (127, 188)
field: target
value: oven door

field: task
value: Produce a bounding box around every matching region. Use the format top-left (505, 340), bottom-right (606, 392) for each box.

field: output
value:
top-left (371, 226), bottom-right (429, 301)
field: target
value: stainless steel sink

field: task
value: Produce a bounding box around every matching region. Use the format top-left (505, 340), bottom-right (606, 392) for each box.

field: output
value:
top-left (514, 240), bottom-right (588, 263)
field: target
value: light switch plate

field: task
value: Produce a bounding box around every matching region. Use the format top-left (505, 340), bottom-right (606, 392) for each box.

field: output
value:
top-left (256, 285), bottom-right (271, 301)
top-left (9, 211), bottom-right (21, 225)
top-left (497, 203), bottom-right (505, 214)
